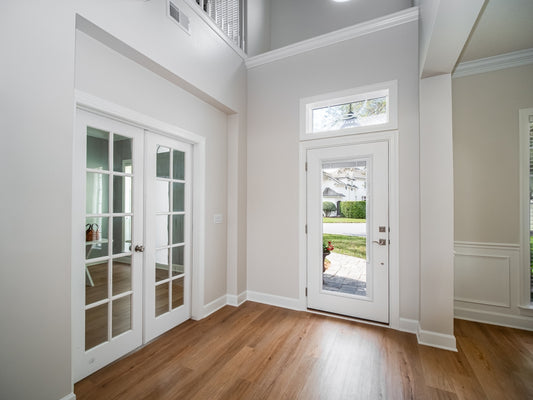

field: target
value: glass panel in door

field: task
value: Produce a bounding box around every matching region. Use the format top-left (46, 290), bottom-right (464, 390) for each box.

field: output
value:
top-left (144, 133), bottom-right (191, 343)
top-left (85, 126), bottom-right (134, 351)
top-left (154, 146), bottom-right (187, 317)
top-left (321, 159), bottom-right (368, 297)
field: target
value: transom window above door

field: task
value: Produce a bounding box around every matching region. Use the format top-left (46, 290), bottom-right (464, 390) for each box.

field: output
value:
top-left (300, 80), bottom-right (398, 140)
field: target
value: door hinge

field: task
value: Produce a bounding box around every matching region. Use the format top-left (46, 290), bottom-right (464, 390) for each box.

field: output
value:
top-left (305, 162), bottom-right (308, 172)
top-left (305, 224), bottom-right (308, 234)
top-left (305, 287), bottom-right (308, 297)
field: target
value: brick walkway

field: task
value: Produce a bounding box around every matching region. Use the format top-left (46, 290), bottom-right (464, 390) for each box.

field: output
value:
top-left (323, 252), bottom-right (367, 296)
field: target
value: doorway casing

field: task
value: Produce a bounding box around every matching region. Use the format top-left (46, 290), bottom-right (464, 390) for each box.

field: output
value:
top-left (298, 131), bottom-right (400, 329)
top-left (72, 90), bottom-right (207, 381)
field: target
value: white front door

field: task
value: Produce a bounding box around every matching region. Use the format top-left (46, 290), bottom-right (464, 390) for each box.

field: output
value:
top-left (144, 133), bottom-right (192, 342)
top-left (307, 141), bottom-right (389, 323)
top-left (73, 109), bottom-right (144, 381)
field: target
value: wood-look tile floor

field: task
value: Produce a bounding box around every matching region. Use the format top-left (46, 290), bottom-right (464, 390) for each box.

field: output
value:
top-left (75, 302), bottom-right (533, 400)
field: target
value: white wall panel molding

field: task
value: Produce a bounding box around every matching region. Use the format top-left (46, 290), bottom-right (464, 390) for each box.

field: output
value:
top-left (454, 48), bottom-right (533, 78)
top-left (245, 7), bottom-right (418, 69)
top-left (454, 242), bottom-right (518, 308)
top-left (454, 241), bottom-right (520, 250)
top-left (453, 241), bottom-right (533, 330)
top-left (455, 253), bottom-right (511, 308)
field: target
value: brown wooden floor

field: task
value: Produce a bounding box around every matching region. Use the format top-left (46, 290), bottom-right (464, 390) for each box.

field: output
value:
top-left (75, 302), bottom-right (533, 400)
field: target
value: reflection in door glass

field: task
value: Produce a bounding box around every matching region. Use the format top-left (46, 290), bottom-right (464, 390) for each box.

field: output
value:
top-left (322, 159), bottom-right (368, 296)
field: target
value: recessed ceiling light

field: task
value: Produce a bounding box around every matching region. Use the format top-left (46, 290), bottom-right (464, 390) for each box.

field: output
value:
top-left (332, 0), bottom-right (351, 2)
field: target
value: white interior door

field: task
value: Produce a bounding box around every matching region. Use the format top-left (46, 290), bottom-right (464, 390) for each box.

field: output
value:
top-left (144, 133), bottom-right (192, 342)
top-left (73, 109), bottom-right (144, 381)
top-left (307, 141), bottom-right (389, 323)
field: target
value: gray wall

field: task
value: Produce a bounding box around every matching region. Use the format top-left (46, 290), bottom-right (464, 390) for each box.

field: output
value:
top-left (453, 64), bottom-right (533, 244)
top-left (269, 0), bottom-right (412, 50)
top-left (247, 0), bottom-right (271, 56)
top-left (246, 20), bottom-right (420, 320)
top-left (0, 2), bottom-right (75, 400)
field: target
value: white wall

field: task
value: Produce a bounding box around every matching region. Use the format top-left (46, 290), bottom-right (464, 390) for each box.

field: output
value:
top-left (75, 0), bottom-right (249, 302)
top-left (77, 0), bottom-right (246, 112)
top-left (0, 2), bottom-right (75, 400)
top-left (247, 0), bottom-right (271, 56)
top-left (269, 0), bottom-right (411, 50)
top-left (1, 0), bottom-right (248, 398)
top-left (419, 74), bottom-right (456, 348)
top-left (452, 64), bottom-right (533, 329)
top-left (453, 64), bottom-right (533, 244)
top-left (247, 20), bottom-right (420, 321)
top-left (75, 31), bottom-right (230, 304)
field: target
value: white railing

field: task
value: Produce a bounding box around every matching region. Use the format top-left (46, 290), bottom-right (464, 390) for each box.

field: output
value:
top-left (195, 0), bottom-right (244, 50)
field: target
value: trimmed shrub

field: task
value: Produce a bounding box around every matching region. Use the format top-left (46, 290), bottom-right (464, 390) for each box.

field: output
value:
top-left (339, 201), bottom-right (366, 219)
top-left (322, 201), bottom-right (337, 217)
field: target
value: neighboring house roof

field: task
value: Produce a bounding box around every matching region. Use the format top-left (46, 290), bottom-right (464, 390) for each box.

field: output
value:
top-left (323, 187), bottom-right (345, 197)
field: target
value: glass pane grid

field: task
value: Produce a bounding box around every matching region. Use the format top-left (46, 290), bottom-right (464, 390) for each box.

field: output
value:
top-left (86, 127), bottom-right (135, 350)
top-left (154, 146), bottom-right (186, 317)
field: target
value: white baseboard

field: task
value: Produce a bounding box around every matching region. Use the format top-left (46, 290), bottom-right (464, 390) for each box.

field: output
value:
top-left (455, 306), bottom-right (533, 331)
top-left (226, 291), bottom-right (247, 307)
top-left (398, 318), bottom-right (418, 334)
top-left (417, 326), bottom-right (457, 352)
top-left (202, 294), bottom-right (227, 318)
top-left (246, 290), bottom-right (305, 311)
top-left (59, 393), bottom-right (76, 400)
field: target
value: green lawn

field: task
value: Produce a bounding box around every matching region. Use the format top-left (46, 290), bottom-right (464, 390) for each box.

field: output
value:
top-left (323, 217), bottom-right (366, 223)
top-left (323, 234), bottom-right (366, 259)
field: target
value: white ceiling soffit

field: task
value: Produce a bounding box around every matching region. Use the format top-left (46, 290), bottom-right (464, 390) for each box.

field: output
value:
top-left (419, 0), bottom-right (485, 79)
top-left (459, 0), bottom-right (533, 63)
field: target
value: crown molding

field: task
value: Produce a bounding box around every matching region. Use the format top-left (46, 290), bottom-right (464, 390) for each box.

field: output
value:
top-left (245, 7), bottom-right (419, 69)
top-left (453, 48), bottom-right (533, 78)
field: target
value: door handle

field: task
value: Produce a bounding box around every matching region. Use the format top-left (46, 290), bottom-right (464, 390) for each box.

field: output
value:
top-left (372, 239), bottom-right (387, 246)
top-left (135, 245), bottom-right (145, 253)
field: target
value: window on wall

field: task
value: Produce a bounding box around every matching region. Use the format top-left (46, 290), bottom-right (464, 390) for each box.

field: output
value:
top-left (194, 0), bottom-right (243, 49)
top-left (300, 81), bottom-right (398, 140)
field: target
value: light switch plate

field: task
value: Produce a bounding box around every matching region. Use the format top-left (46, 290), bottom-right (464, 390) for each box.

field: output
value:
top-left (214, 214), bottom-right (223, 224)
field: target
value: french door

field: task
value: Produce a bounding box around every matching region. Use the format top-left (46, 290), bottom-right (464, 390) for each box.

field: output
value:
top-left (306, 141), bottom-right (389, 323)
top-left (144, 133), bottom-right (192, 342)
top-left (73, 110), bottom-right (192, 381)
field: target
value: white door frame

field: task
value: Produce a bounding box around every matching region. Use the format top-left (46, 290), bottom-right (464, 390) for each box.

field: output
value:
top-left (298, 131), bottom-right (399, 329)
top-left (519, 108), bottom-right (533, 308)
top-left (72, 91), bottom-right (207, 380)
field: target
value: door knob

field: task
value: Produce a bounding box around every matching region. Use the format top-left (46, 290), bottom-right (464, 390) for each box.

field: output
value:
top-left (135, 245), bottom-right (145, 252)
top-left (372, 239), bottom-right (387, 246)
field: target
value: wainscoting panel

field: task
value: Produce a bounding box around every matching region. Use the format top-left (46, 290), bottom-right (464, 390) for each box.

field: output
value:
top-left (454, 252), bottom-right (511, 307)
top-left (453, 242), bottom-right (533, 330)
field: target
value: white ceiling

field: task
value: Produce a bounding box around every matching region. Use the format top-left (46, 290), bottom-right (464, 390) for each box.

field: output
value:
top-left (459, 0), bottom-right (533, 62)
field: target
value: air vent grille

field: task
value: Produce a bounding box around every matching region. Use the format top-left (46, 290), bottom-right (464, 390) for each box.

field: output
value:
top-left (168, 1), bottom-right (190, 33)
